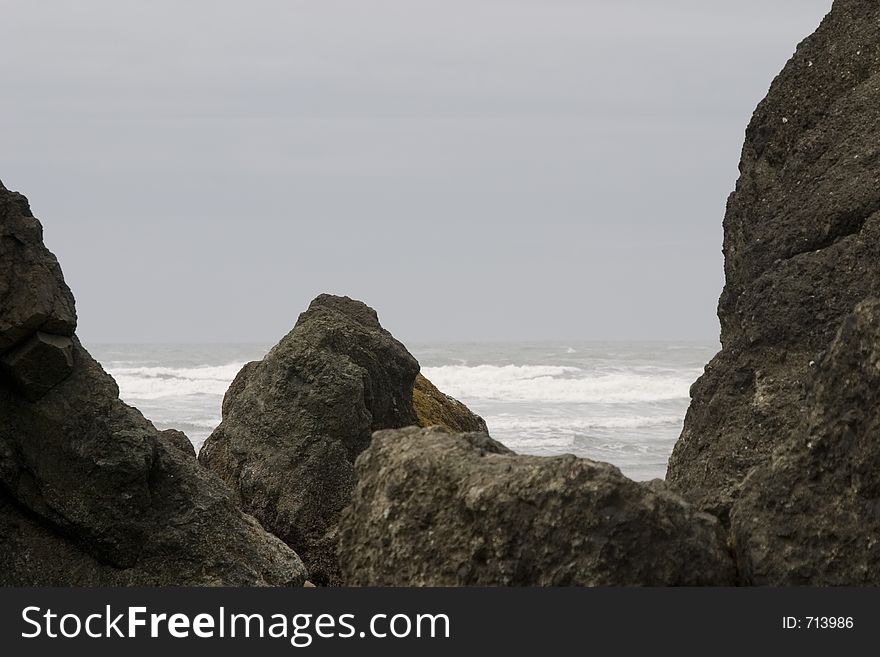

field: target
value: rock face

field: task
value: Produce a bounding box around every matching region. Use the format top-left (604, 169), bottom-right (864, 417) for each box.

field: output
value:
top-left (339, 426), bottom-right (736, 586)
top-left (160, 428), bottom-right (197, 458)
top-left (0, 180), bottom-right (307, 586)
top-left (730, 300), bottom-right (880, 585)
top-left (1, 332), bottom-right (75, 400)
top-left (666, 0), bottom-right (880, 518)
top-left (199, 294), bottom-right (423, 585)
top-left (413, 373), bottom-right (488, 433)
top-left (0, 182), bottom-right (77, 355)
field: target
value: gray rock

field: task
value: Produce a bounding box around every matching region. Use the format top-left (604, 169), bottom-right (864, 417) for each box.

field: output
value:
top-left (338, 426), bottom-right (736, 586)
top-left (0, 181), bottom-right (307, 586)
top-left (1, 332), bottom-right (74, 400)
top-left (159, 428), bottom-right (197, 458)
top-left (666, 0), bottom-right (880, 519)
top-left (0, 179), bottom-right (76, 354)
top-left (199, 294), bottom-right (422, 584)
top-left (730, 299), bottom-right (880, 585)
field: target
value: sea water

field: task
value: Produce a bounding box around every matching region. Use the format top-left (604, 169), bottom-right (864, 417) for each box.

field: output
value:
top-left (87, 341), bottom-right (717, 481)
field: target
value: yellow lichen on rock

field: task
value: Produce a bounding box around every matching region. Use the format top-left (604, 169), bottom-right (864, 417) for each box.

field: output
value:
top-left (412, 373), bottom-right (488, 434)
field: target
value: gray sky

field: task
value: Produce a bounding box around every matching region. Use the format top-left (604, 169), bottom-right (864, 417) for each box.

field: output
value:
top-left (1, 0), bottom-right (832, 343)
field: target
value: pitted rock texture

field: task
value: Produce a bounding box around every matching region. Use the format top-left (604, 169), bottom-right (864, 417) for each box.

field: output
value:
top-left (730, 299), bottom-right (880, 585)
top-left (667, 0), bottom-right (880, 519)
top-left (339, 426), bottom-right (736, 586)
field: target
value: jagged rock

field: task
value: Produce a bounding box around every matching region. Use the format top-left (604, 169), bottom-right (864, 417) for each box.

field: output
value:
top-left (667, 0), bottom-right (880, 519)
top-left (413, 373), bottom-right (488, 433)
top-left (0, 180), bottom-right (76, 354)
top-left (730, 299), bottom-right (880, 585)
top-left (159, 428), bottom-right (197, 458)
top-left (0, 181), bottom-right (307, 586)
top-left (1, 332), bottom-right (74, 400)
top-left (199, 294), bottom-right (422, 584)
top-left (338, 426), bottom-right (736, 586)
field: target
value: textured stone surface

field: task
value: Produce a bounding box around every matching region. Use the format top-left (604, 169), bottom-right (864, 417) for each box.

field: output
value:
top-left (339, 426), bottom-right (736, 586)
top-left (413, 373), bottom-right (488, 433)
top-left (0, 181), bottom-right (307, 586)
top-left (160, 428), bottom-right (197, 458)
top-left (199, 294), bottom-right (422, 584)
top-left (730, 300), bottom-right (880, 585)
top-left (1, 332), bottom-right (74, 400)
top-left (0, 179), bottom-right (76, 354)
top-left (667, 0), bottom-right (880, 519)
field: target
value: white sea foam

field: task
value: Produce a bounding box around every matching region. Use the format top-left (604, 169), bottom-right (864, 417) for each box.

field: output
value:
top-left (420, 364), bottom-right (696, 404)
top-left (86, 340), bottom-right (718, 482)
top-left (486, 415), bottom-right (683, 432)
top-left (106, 362), bottom-right (247, 400)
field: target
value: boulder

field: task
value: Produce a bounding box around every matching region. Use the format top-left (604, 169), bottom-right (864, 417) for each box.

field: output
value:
top-left (730, 299), bottom-right (880, 585)
top-left (199, 294), bottom-right (422, 584)
top-left (666, 0), bottom-right (880, 519)
top-left (0, 181), bottom-right (307, 586)
top-left (338, 426), bottom-right (736, 586)
top-left (413, 372), bottom-right (488, 433)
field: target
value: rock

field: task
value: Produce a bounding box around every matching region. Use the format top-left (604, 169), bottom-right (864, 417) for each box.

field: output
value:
top-left (666, 1), bottom-right (880, 518)
top-left (159, 428), bottom-right (197, 458)
top-left (413, 373), bottom-right (488, 433)
top-left (730, 299), bottom-right (880, 585)
top-left (0, 181), bottom-right (307, 586)
top-left (1, 332), bottom-right (75, 400)
top-left (338, 426), bottom-right (736, 586)
top-left (199, 294), bottom-right (422, 584)
top-left (0, 179), bottom-right (76, 354)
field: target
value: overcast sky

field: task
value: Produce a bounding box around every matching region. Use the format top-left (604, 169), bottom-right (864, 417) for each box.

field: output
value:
top-left (1, 0), bottom-right (832, 343)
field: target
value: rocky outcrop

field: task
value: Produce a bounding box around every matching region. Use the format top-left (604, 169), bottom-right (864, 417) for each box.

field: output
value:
top-left (666, 0), bottom-right (880, 519)
top-left (413, 373), bottom-right (488, 433)
top-left (730, 300), bottom-right (880, 585)
top-left (0, 181), bottom-right (76, 358)
top-left (338, 426), bottom-right (736, 586)
top-left (0, 180), bottom-right (307, 586)
top-left (199, 294), bottom-right (423, 585)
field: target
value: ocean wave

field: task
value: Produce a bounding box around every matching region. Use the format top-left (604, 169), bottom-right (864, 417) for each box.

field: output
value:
top-left (105, 362), bottom-right (247, 400)
top-left (420, 364), bottom-right (696, 404)
top-left (486, 414), bottom-right (683, 432)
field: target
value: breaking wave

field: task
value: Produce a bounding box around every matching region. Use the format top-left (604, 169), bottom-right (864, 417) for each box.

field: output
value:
top-left (420, 364), bottom-right (696, 404)
top-left (105, 362), bottom-right (247, 400)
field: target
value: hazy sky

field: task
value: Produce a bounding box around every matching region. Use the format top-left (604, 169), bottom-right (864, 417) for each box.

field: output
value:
top-left (1, 0), bottom-right (832, 343)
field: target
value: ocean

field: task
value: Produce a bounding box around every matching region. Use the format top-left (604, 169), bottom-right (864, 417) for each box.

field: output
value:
top-left (87, 341), bottom-right (717, 482)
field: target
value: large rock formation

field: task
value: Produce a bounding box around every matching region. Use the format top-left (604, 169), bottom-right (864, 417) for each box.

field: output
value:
top-left (730, 300), bottom-right (880, 585)
top-left (200, 294), bottom-right (423, 584)
top-left (200, 295), bottom-right (490, 585)
top-left (0, 179), bottom-right (306, 586)
top-left (339, 426), bottom-right (736, 586)
top-left (667, 0), bottom-right (880, 519)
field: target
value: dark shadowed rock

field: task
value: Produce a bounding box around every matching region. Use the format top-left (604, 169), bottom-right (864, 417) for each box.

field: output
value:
top-left (667, 1), bottom-right (880, 518)
top-left (730, 300), bottom-right (880, 585)
top-left (338, 426), bottom-right (736, 586)
top-left (0, 181), bottom-right (307, 586)
top-left (199, 294), bottom-right (422, 584)
top-left (413, 373), bottom-right (488, 433)
top-left (0, 180), bottom-right (76, 354)
top-left (160, 428), bottom-right (197, 458)
top-left (1, 332), bottom-right (74, 400)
